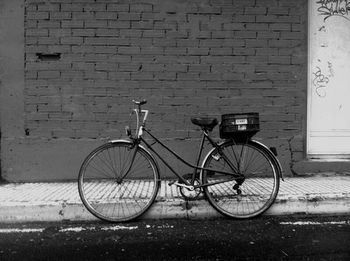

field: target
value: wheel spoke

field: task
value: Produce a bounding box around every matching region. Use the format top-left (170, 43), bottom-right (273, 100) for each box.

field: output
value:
top-left (202, 140), bottom-right (280, 218)
top-left (78, 142), bottom-right (159, 222)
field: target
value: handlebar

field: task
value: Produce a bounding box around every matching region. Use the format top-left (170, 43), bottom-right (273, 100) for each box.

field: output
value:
top-left (132, 99), bottom-right (147, 106)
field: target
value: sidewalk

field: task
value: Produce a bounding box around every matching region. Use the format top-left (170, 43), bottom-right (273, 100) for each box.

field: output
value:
top-left (0, 175), bottom-right (350, 223)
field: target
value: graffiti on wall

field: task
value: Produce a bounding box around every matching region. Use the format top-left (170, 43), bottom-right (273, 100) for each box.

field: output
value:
top-left (312, 61), bottom-right (335, 97)
top-left (316, 0), bottom-right (350, 21)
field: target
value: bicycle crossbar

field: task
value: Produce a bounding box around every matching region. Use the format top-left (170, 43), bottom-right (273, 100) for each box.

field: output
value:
top-left (140, 128), bottom-right (242, 186)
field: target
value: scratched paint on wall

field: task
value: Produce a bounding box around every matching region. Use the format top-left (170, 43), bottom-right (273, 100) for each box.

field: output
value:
top-left (308, 0), bottom-right (350, 155)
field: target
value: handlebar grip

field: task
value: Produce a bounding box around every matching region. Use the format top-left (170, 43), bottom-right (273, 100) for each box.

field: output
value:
top-left (132, 99), bottom-right (147, 106)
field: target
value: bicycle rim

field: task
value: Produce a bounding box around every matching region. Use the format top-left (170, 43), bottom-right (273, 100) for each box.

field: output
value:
top-left (78, 142), bottom-right (159, 222)
top-left (202, 140), bottom-right (280, 219)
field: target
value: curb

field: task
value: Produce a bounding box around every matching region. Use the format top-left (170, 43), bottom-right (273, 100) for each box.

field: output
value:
top-left (1, 195), bottom-right (350, 223)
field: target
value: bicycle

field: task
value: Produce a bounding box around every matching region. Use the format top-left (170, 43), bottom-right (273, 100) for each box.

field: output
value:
top-left (78, 99), bottom-right (283, 222)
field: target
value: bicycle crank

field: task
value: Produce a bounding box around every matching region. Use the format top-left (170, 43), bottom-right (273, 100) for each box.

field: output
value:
top-left (179, 179), bottom-right (201, 200)
top-left (169, 176), bottom-right (202, 200)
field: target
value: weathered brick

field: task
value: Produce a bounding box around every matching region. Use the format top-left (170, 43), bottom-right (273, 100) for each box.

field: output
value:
top-left (223, 22), bottom-right (245, 30)
top-left (26, 11), bottom-right (49, 20)
top-left (84, 20), bottom-right (107, 28)
top-left (246, 39), bottom-right (268, 48)
top-left (38, 70), bottom-right (60, 79)
top-left (107, 4), bottom-right (129, 12)
top-left (188, 64), bottom-right (210, 72)
top-left (37, 36), bottom-right (59, 44)
top-left (72, 29), bottom-right (95, 37)
top-left (130, 4), bottom-right (153, 12)
top-left (61, 4), bottom-right (84, 12)
top-left (281, 31), bottom-right (304, 40)
top-left (232, 48), bottom-right (255, 55)
top-left (176, 39), bottom-right (199, 47)
top-left (108, 21), bottom-right (130, 29)
top-left (131, 72), bottom-right (153, 80)
top-left (60, 37), bottom-right (83, 45)
top-left (268, 56), bottom-right (291, 65)
top-left (143, 30), bottom-right (165, 38)
top-left (37, 3), bottom-right (60, 11)
top-left (118, 12), bottom-right (141, 21)
top-left (269, 23), bottom-right (291, 31)
top-left (140, 46), bottom-right (163, 55)
top-left (94, 46), bottom-right (117, 54)
top-left (37, 21), bottom-right (60, 28)
top-left (235, 31), bottom-right (256, 39)
top-left (95, 11), bottom-right (118, 20)
top-left (257, 30), bottom-right (279, 39)
top-left (154, 21), bottom-right (177, 30)
top-left (26, 29), bottom-right (49, 37)
top-left (61, 20), bottom-right (84, 28)
top-left (72, 11), bottom-right (94, 20)
top-left (50, 12), bottom-right (71, 20)
top-left (84, 4), bottom-right (106, 12)
top-left (268, 7), bottom-right (289, 15)
top-left (210, 47), bottom-right (232, 55)
top-left (164, 47), bottom-right (186, 55)
top-left (118, 46), bottom-right (140, 54)
top-left (61, 71), bottom-right (84, 79)
top-left (187, 47), bottom-right (209, 55)
top-left (212, 31), bottom-right (234, 38)
top-left (120, 29), bottom-right (142, 37)
top-left (85, 37), bottom-right (126, 45)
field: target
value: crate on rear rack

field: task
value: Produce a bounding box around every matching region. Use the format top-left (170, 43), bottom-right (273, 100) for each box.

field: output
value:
top-left (219, 113), bottom-right (259, 141)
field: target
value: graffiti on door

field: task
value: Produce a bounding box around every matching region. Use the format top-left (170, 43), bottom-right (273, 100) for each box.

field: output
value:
top-left (312, 61), bottom-right (335, 98)
top-left (316, 0), bottom-right (350, 21)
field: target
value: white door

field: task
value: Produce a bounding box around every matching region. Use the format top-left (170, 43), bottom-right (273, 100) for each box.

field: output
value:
top-left (308, 0), bottom-right (350, 157)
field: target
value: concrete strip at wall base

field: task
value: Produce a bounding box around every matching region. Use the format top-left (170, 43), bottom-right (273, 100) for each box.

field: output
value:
top-left (1, 196), bottom-right (350, 223)
top-left (2, 137), bottom-right (206, 181)
top-left (293, 160), bottom-right (350, 175)
top-left (1, 138), bottom-right (106, 181)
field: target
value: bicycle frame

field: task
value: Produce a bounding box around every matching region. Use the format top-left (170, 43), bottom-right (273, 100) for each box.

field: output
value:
top-left (126, 103), bottom-right (242, 189)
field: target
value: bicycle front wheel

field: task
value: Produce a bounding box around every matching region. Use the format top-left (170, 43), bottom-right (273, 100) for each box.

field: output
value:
top-left (202, 140), bottom-right (280, 219)
top-left (78, 141), bottom-right (160, 222)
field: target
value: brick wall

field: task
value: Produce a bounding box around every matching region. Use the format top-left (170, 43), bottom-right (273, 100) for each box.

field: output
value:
top-left (24, 0), bottom-right (307, 175)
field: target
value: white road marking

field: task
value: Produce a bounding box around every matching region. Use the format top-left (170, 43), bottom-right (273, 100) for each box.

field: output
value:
top-left (0, 225), bottom-right (138, 234)
top-left (101, 225), bottom-right (138, 231)
top-left (0, 228), bottom-right (44, 233)
top-left (59, 227), bottom-right (87, 233)
top-left (280, 221), bottom-right (350, 226)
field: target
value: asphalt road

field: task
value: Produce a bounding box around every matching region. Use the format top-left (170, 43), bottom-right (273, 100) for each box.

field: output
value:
top-left (0, 215), bottom-right (349, 260)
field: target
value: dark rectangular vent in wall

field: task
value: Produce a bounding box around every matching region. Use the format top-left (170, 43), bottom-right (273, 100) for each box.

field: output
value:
top-left (36, 53), bottom-right (61, 61)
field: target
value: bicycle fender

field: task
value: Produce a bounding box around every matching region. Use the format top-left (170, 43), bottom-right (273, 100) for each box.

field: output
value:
top-left (250, 140), bottom-right (284, 181)
top-left (199, 147), bottom-right (217, 180)
top-left (110, 139), bottom-right (132, 144)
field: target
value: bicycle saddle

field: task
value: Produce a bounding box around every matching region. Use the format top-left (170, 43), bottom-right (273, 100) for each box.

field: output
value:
top-left (191, 117), bottom-right (218, 131)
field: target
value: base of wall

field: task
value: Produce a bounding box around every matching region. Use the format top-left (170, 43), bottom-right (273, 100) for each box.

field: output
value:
top-left (293, 160), bottom-right (350, 176)
top-left (3, 136), bottom-right (348, 182)
top-left (1, 137), bottom-right (206, 182)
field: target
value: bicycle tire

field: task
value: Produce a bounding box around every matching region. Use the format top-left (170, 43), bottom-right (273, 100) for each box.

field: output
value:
top-left (201, 139), bottom-right (280, 219)
top-left (78, 141), bottom-right (160, 223)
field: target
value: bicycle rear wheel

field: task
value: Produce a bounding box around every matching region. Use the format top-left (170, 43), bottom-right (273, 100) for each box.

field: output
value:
top-left (202, 140), bottom-right (280, 219)
top-left (78, 141), bottom-right (160, 222)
